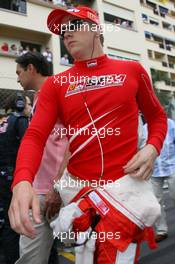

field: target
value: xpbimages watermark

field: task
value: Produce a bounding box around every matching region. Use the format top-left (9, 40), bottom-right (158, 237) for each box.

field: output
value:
top-left (54, 176), bottom-right (121, 191)
top-left (53, 21), bottom-right (120, 35)
top-left (53, 73), bottom-right (126, 86)
top-left (53, 125), bottom-right (121, 139)
top-left (53, 230), bottom-right (121, 243)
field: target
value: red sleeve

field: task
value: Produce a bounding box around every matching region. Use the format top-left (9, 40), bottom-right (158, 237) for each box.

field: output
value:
top-left (12, 77), bottom-right (59, 189)
top-left (136, 63), bottom-right (167, 154)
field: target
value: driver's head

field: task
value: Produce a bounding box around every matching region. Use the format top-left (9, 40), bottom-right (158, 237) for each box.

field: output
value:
top-left (47, 6), bottom-right (103, 60)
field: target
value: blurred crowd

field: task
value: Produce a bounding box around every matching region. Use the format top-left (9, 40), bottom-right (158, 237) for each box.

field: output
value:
top-left (0, 43), bottom-right (54, 74)
top-left (0, 0), bottom-right (74, 13)
top-left (0, 42), bottom-right (71, 66)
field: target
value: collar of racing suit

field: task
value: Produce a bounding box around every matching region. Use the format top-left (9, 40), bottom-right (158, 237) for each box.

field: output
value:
top-left (74, 54), bottom-right (108, 70)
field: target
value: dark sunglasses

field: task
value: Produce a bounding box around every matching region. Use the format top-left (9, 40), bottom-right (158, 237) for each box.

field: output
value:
top-left (60, 19), bottom-right (86, 39)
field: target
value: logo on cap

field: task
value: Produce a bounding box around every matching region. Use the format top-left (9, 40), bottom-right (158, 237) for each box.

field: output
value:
top-left (87, 11), bottom-right (96, 20)
top-left (67, 8), bottom-right (80, 13)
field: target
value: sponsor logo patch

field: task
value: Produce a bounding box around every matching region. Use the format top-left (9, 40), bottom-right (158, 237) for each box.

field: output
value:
top-left (87, 11), bottom-right (97, 20)
top-left (65, 74), bottom-right (126, 97)
top-left (88, 191), bottom-right (109, 215)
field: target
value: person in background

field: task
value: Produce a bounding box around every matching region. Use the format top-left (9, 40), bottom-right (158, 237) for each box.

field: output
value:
top-left (60, 53), bottom-right (69, 65)
top-left (14, 52), bottom-right (68, 264)
top-left (144, 118), bottom-right (175, 242)
top-left (121, 20), bottom-right (129, 28)
top-left (1, 42), bottom-right (9, 52)
top-left (53, 0), bottom-right (66, 6)
top-left (0, 92), bottom-right (31, 264)
top-left (64, 0), bottom-right (74, 8)
top-left (9, 6), bottom-right (167, 263)
top-left (17, 46), bottom-right (24, 56)
top-left (32, 47), bottom-right (38, 52)
top-left (113, 18), bottom-right (121, 25)
top-left (23, 46), bottom-right (30, 54)
top-left (10, 44), bottom-right (18, 56)
top-left (42, 47), bottom-right (53, 75)
top-left (11, 0), bottom-right (20, 12)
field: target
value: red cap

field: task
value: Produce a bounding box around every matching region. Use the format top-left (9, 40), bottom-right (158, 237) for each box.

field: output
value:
top-left (47, 6), bottom-right (99, 35)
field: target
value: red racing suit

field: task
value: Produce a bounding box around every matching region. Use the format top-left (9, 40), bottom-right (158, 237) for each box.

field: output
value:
top-left (13, 55), bottom-right (167, 185)
top-left (12, 55), bottom-right (167, 263)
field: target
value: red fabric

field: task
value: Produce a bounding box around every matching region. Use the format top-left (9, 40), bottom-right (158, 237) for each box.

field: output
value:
top-left (70, 186), bottom-right (93, 203)
top-left (72, 195), bottom-right (156, 264)
top-left (73, 209), bottom-right (96, 233)
top-left (77, 190), bottom-right (144, 252)
top-left (1, 43), bottom-right (8, 52)
top-left (143, 227), bottom-right (157, 249)
top-left (72, 189), bottom-right (156, 252)
top-left (94, 240), bottom-right (140, 264)
top-left (94, 238), bottom-right (118, 264)
top-left (12, 55), bottom-right (167, 188)
top-left (47, 6), bottom-right (99, 35)
top-left (72, 190), bottom-right (143, 263)
top-left (73, 194), bottom-right (96, 232)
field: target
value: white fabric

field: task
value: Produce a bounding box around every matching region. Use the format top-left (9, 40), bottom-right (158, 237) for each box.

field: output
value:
top-left (53, 170), bottom-right (159, 263)
top-left (54, 170), bottom-right (160, 228)
top-left (97, 175), bottom-right (161, 228)
top-left (50, 202), bottom-right (82, 236)
top-left (54, 170), bottom-right (85, 205)
top-left (115, 243), bottom-right (137, 264)
top-left (75, 229), bottom-right (96, 264)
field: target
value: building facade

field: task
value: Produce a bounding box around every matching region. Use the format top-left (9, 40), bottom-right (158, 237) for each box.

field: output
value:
top-left (0, 0), bottom-right (175, 113)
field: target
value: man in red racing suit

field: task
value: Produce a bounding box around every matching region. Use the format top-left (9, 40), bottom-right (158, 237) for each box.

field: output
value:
top-left (9, 6), bottom-right (167, 264)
